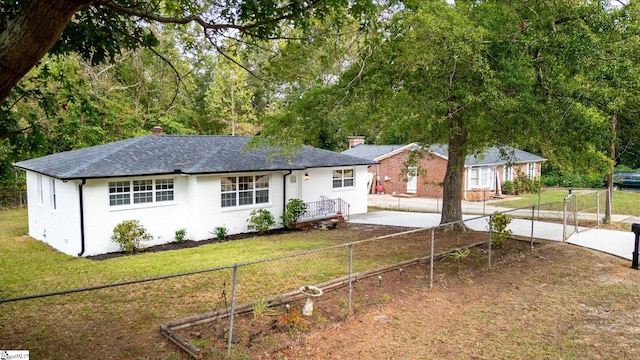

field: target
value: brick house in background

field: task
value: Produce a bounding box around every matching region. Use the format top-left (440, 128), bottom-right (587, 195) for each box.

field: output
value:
top-left (342, 137), bottom-right (546, 200)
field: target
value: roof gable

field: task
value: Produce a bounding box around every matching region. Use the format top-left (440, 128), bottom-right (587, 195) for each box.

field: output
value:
top-left (14, 135), bottom-right (376, 180)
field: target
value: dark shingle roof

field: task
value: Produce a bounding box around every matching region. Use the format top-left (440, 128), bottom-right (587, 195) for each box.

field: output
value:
top-left (13, 135), bottom-right (376, 180)
top-left (342, 143), bottom-right (546, 166)
top-left (341, 144), bottom-right (407, 161)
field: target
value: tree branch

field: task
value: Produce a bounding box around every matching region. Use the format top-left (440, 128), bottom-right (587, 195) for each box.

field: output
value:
top-left (0, 125), bottom-right (31, 139)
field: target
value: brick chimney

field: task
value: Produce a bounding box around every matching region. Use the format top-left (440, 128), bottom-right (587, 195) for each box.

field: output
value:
top-left (152, 126), bottom-right (164, 136)
top-left (348, 136), bottom-right (365, 148)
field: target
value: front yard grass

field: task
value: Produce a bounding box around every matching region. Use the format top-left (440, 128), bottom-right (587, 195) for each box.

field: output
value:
top-left (0, 208), bottom-right (408, 299)
top-left (491, 188), bottom-right (640, 216)
top-left (0, 208), bottom-right (427, 359)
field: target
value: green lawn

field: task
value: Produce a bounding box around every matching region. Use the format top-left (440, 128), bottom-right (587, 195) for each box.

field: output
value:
top-left (490, 189), bottom-right (640, 217)
top-left (0, 208), bottom-right (399, 299)
top-left (0, 207), bottom-right (429, 358)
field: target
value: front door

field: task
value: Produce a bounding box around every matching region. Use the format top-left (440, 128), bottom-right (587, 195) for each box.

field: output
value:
top-left (407, 166), bottom-right (418, 194)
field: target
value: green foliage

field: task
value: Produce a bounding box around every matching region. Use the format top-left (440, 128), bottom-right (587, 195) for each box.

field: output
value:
top-left (213, 226), bottom-right (228, 241)
top-left (279, 306), bottom-right (303, 329)
top-left (247, 209), bottom-right (276, 234)
top-left (281, 198), bottom-right (308, 229)
top-left (502, 180), bottom-right (514, 195)
top-left (489, 213), bottom-right (512, 247)
top-left (541, 173), bottom-right (603, 189)
top-left (445, 247), bottom-right (471, 261)
top-left (175, 228), bottom-right (187, 243)
top-left (513, 175), bottom-right (540, 195)
top-left (111, 220), bottom-right (152, 254)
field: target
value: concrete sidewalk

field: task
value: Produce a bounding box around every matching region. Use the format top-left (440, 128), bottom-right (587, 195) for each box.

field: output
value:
top-left (350, 210), bottom-right (638, 261)
top-left (367, 194), bottom-right (636, 223)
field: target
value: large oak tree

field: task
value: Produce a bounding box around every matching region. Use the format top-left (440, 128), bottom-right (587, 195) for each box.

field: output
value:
top-left (273, 0), bottom-right (640, 226)
top-left (0, 0), bottom-right (375, 135)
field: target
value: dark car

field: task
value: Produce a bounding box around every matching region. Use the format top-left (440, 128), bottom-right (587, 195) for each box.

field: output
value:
top-left (603, 172), bottom-right (640, 190)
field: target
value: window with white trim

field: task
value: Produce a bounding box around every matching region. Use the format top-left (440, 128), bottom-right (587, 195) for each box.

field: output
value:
top-left (109, 178), bottom-right (174, 206)
top-left (221, 175), bottom-right (269, 208)
top-left (37, 174), bottom-right (44, 204)
top-left (50, 178), bottom-right (57, 210)
top-left (469, 167), bottom-right (491, 188)
top-left (503, 166), bottom-right (513, 182)
top-left (527, 163), bottom-right (535, 179)
top-left (332, 169), bottom-right (354, 188)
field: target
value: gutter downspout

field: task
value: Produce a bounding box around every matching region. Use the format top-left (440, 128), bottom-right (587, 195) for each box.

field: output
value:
top-left (283, 171), bottom-right (292, 209)
top-left (77, 179), bottom-right (86, 257)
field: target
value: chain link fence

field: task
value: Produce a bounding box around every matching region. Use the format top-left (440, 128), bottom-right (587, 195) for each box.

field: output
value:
top-left (2, 211), bottom-right (544, 359)
top-left (0, 189), bottom-right (27, 208)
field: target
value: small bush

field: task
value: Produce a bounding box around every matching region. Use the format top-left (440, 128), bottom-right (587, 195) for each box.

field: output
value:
top-left (514, 174), bottom-right (540, 194)
top-left (214, 226), bottom-right (228, 241)
top-left (281, 198), bottom-right (308, 229)
top-left (175, 228), bottom-right (187, 243)
top-left (111, 220), bottom-right (152, 254)
top-left (502, 180), bottom-right (514, 195)
top-left (279, 306), bottom-right (303, 329)
top-left (489, 212), bottom-right (512, 247)
top-left (247, 209), bottom-right (275, 234)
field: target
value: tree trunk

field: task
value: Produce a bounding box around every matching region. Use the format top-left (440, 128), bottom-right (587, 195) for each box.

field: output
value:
top-left (0, 0), bottom-right (87, 103)
top-left (440, 115), bottom-right (468, 229)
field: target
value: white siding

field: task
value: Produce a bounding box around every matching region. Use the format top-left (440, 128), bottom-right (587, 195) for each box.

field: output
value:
top-left (25, 166), bottom-right (369, 257)
top-left (25, 171), bottom-right (81, 256)
top-left (81, 176), bottom-right (190, 255)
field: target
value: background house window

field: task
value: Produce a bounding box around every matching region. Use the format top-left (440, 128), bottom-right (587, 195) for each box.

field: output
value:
top-left (527, 163), bottom-right (535, 179)
top-left (109, 179), bottom-right (174, 206)
top-left (333, 169), bottom-right (354, 188)
top-left (469, 167), bottom-right (490, 188)
top-left (221, 175), bottom-right (269, 208)
top-left (504, 166), bottom-right (513, 182)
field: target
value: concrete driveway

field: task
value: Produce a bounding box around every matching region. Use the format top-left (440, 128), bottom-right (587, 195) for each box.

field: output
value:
top-left (350, 210), bottom-right (638, 261)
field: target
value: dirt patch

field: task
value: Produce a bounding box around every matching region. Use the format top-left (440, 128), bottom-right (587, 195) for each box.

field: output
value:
top-left (170, 232), bottom-right (535, 359)
top-left (269, 243), bottom-right (640, 360)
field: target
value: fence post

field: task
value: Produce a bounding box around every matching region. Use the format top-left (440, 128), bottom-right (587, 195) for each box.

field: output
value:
top-left (562, 197), bottom-right (568, 242)
top-left (227, 264), bottom-right (238, 359)
top-left (430, 228), bottom-right (434, 289)
top-left (488, 215), bottom-right (493, 267)
top-left (530, 206), bottom-right (535, 249)
top-left (348, 243), bottom-right (353, 314)
top-left (574, 194), bottom-right (579, 232)
top-left (596, 191), bottom-right (600, 229)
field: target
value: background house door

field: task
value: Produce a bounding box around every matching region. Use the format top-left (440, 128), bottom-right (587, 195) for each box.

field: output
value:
top-left (407, 166), bottom-right (418, 194)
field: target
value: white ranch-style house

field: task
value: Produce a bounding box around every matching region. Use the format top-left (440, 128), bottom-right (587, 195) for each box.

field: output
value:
top-left (14, 129), bottom-right (375, 256)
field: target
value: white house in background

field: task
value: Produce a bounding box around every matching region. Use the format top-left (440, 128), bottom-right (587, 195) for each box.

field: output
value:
top-left (13, 129), bottom-right (375, 257)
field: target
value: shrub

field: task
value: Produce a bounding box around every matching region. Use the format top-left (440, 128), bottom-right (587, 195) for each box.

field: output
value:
top-left (281, 198), bottom-right (308, 229)
top-left (279, 306), bottom-right (303, 329)
top-left (175, 228), bottom-right (187, 243)
top-left (111, 220), bottom-right (152, 254)
top-left (502, 180), bottom-right (514, 195)
top-left (514, 174), bottom-right (540, 194)
top-left (214, 226), bottom-right (228, 241)
top-left (247, 209), bottom-right (275, 234)
top-left (489, 212), bottom-right (512, 247)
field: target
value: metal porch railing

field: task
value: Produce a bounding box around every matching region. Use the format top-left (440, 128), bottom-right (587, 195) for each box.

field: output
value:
top-left (300, 196), bottom-right (350, 221)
